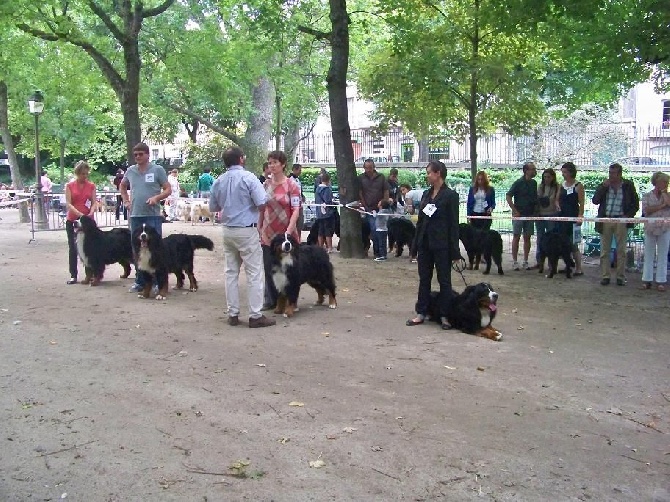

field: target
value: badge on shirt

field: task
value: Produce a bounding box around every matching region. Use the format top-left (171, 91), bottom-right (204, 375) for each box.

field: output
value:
top-left (422, 203), bottom-right (437, 217)
top-left (84, 200), bottom-right (91, 209)
top-left (145, 173), bottom-right (155, 183)
top-left (566, 186), bottom-right (574, 195)
top-left (290, 196), bottom-right (301, 207)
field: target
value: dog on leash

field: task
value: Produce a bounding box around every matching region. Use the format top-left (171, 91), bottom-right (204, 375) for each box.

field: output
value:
top-left (269, 233), bottom-right (337, 317)
top-left (426, 282), bottom-right (503, 341)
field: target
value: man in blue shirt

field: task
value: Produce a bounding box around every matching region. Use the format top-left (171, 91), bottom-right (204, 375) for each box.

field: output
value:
top-left (209, 147), bottom-right (275, 328)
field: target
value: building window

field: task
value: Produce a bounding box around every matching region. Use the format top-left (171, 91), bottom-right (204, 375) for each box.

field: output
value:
top-left (151, 149), bottom-right (159, 160)
top-left (663, 100), bottom-right (670, 129)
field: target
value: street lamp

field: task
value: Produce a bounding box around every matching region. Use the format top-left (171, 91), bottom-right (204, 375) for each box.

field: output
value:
top-left (28, 90), bottom-right (48, 230)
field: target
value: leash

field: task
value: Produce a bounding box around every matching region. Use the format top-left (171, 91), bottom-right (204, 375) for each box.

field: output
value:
top-left (452, 257), bottom-right (468, 287)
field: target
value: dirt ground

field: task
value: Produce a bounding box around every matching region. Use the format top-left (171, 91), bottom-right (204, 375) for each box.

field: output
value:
top-left (0, 207), bottom-right (668, 502)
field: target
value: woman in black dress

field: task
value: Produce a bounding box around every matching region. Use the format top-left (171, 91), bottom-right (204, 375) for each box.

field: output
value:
top-left (557, 162), bottom-right (584, 275)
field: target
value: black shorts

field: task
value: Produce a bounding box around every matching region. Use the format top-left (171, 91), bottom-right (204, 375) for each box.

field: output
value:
top-left (317, 215), bottom-right (336, 237)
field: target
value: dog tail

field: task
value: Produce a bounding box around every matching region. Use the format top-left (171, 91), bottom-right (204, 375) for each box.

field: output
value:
top-left (187, 235), bottom-right (214, 251)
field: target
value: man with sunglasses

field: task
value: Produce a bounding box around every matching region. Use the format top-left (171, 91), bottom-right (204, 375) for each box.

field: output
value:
top-left (119, 142), bottom-right (172, 292)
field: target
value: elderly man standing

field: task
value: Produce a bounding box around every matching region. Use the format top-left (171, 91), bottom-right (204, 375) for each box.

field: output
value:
top-left (209, 147), bottom-right (275, 328)
top-left (358, 159), bottom-right (389, 258)
top-left (592, 163), bottom-right (640, 286)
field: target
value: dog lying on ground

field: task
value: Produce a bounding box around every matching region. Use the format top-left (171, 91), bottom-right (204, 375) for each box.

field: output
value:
top-left (74, 216), bottom-right (132, 285)
top-left (458, 223), bottom-right (504, 275)
top-left (132, 225), bottom-right (214, 299)
top-left (387, 217), bottom-right (416, 257)
top-left (426, 282), bottom-right (502, 341)
top-left (538, 231), bottom-right (575, 278)
top-left (269, 233), bottom-right (337, 317)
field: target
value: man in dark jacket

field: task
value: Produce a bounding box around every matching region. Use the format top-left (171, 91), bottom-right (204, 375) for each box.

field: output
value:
top-left (592, 163), bottom-right (639, 286)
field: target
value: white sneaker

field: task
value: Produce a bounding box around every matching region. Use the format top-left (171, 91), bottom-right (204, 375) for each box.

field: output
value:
top-left (513, 261), bottom-right (520, 271)
top-left (374, 256), bottom-right (387, 262)
top-left (522, 261), bottom-right (530, 270)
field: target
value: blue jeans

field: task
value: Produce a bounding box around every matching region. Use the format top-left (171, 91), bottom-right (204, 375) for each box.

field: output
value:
top-left (535, 215), bottom-right (558, 262)
top-left (377, 231), bottom-right (388, 258)
top-left (364, 214), bottom-right (380, 257)
top-left (130, 216), bottom-right (163, 287)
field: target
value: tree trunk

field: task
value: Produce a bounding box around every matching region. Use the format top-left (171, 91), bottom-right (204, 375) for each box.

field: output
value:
top-left (284, 124), bottom-right (301, 166)
top-left (417, 137), bottom-right (429, 162)
top-left (0, 81), bottom-right (30, 222)
top-left (243, 76), bottom-right (275, 173)
top-left (468, 0), bottom-right (480, 182)
top-left (275, 94), bottom-right (282, 152)
top-left (328, 0), bottom-right (363, 258)
top-left (121, 40), bottom-right (143, 163)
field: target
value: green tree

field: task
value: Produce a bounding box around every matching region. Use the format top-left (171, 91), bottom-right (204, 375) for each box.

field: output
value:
top-left (358, 0), bottom-right (551, 179)
top-left (12, 0), bottom-right (177, 163)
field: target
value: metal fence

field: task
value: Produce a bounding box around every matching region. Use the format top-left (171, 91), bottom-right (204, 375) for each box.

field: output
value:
top-left (290, 125), bottom-right (670, 167)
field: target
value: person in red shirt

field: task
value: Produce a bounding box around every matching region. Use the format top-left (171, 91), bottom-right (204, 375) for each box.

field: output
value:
top-left (258, 150), bottom-right (302, 310)
top-left (65, 161), bottom-right (98, 284)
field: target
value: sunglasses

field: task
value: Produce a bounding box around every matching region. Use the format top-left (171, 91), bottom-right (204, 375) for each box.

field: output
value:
top-left (133, 152), bottom-right (146, 157)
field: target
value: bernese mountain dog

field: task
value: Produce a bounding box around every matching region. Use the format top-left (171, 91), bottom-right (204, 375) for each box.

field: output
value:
top-left (427, 282), bottom-right (502, 341)
top-left (132, 224), bottom-right (214, 299)
top-left (74, 216), bottom-right (132, 286)
top-left (269, 233), bottom-right (337, 317)
top-left (458, 223), bottom-right (504, 275)
top-left (538, 231), bottom-right (575, 278)
top-left (387, 217), bottom-right (416, 257)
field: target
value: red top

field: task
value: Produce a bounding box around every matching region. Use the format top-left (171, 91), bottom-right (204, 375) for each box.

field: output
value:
top-left (66, 179), bottom-right (96, 222)
top-left (260, 177), bottom-right (301, 246)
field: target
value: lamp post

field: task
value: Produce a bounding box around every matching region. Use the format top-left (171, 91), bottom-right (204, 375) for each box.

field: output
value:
top-left (28, 91), bottom-right (48, 230)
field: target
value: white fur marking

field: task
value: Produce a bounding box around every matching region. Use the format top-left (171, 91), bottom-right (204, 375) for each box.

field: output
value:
top-left (137, 247), bottom-right (155, 273)
top-left (479, 309), bottom-right (491, 328)
top-left (272, 254), bottom-right (294, 293)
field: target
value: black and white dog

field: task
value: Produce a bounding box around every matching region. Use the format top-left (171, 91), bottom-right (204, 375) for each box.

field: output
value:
top-left (74, 216), bottom-right (133, 285)
top-left (427, 282), bottom-right (502, 341)
top-left (269, 233), bottom-right (337, 317)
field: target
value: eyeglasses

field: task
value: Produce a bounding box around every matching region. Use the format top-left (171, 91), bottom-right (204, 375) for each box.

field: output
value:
top-left (133, 152), bottom-right (146, 157)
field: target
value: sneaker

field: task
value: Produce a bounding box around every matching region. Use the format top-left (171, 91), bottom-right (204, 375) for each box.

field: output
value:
top-left (227, 316), bottom-right (239, 326)
top-left (128, 283), bottom-right (142, 293)
top-left (522, 261), bottom-right (530, 270)
top-left (616, 278), bottom-right (626, 286)
top-left (600, 278), bottom-right (610, 286)
top-left (513, 261), bottom-right (520, 271)
top-left (66, 277), bottom-right (77, 285)
top-left (374, 256), bottom-right (387, 261)
top-left (249, 315), bottom-right (276, 328)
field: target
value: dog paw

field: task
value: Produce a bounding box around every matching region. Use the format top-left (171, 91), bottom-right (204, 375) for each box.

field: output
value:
top-left (189, 287), bottom-right (197, 292)
top-left (137, 293), bottom-right (146, 299)
top-left (494, 331), bottom-right (503, 341)
top-left (155, 294), bottom-right (166, 300)
top-left (482, 270), bottom-right (490, 275)
top-left (328, 304), bottom-right (337, 309)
